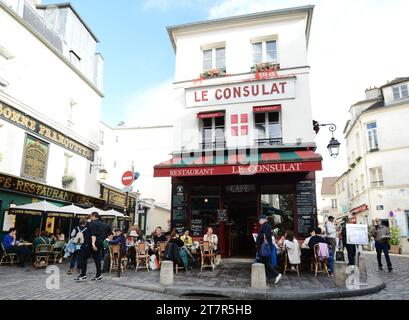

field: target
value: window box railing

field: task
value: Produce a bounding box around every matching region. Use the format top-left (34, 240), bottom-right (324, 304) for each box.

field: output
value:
top-left (200, 141), bottom-right (227, 151)
top-left (251, 62), bottom-right (280, 73)
top-left (255, 138), bottom-right (283, 147)
top-left (199, 68), bottom-right (227, 80)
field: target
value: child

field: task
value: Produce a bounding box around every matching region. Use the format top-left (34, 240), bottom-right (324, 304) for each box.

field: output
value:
top-left (102, 232), bottom-right (114, 273)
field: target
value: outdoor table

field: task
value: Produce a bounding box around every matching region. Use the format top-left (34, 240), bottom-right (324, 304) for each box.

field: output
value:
top-left (17, 242), bottom-right (33, 247)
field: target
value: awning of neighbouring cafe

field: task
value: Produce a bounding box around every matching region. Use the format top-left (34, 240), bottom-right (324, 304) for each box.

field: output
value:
top-left (349, 204), bottom-right (369, 215)
top-left (154, 150), bottom-right (322, 178)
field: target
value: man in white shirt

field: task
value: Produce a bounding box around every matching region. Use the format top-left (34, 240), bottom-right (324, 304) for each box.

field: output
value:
top-left (325, 216), bottom-right (337, 252)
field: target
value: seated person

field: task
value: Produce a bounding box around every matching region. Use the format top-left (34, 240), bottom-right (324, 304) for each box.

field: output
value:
top-left (164, 229), bottom-right (189, 269)
top-left (283, 231), bottom-right (301, 268)
top-left (203, 227), bottom-right (218, 252)
top-left (302, 229), bottom-right (314, 249)
top-left (109, 229), bottom-right (127, 257)
top-left (180, 229), bottom-right (193, 247)
top-left (2, 228), bottom-right (31, 267)
top-left (50, 228), bottom-right (65, 243)
top-left (308, 227), bottom-right (334, 276)
top-left (102, 232), bottom-right (114, 273)
top-left (33, 231), bottom-right (52, 254)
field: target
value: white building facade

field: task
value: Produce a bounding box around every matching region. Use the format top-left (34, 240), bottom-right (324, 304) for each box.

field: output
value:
top-left (318, 177), bottom-right (340, 228)
top-left (0, 0), bottom-right (104, 236)
top-left (154, 6), bottom-right (323, 257)
top-left (339, 78), bottom-right (409, 253)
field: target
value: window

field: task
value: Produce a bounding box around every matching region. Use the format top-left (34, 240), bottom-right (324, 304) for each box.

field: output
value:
top-left (201, 116), bottom-right (225, 149)
top-left (392, 84), bottom-right (408, 100)
top-left (231, 114), bottom-right (248, 137)
top-left (331, 199), bottom-right (337, 209)
top-left (367, 122), bottom-right (379, 151)
top-left (203, 47), bottom-right (226, 72)
top-left (356, 132), bottom-right (361, 157)
top-left (370, 167), bottom-right (384, 187)
top-left (355, 179), bottom-right (359, 195)
top-left (361, 174), bottom-right (365, 191)
top-left (98, 130), bottom-right (104, 145)
top-left (254, 112), bottom-right (281, 144)
top-left (64, 154), bottom-right (72, 175)
top-left (252, 40), bottom-right (277, 64)
top-left (351, 183), bottom-right (354, 197)
top-left (115, 136), bottom-right (119, 143)
top-left (342, 180), bottom-right (345, 192)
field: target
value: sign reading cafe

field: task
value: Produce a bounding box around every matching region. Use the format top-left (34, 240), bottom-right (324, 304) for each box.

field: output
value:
top-left (0, 101), bottom-right (95, 161)
top-left (186, 77), bottom-right (296, 108)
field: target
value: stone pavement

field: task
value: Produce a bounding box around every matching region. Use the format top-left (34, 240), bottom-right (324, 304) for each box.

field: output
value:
top-left (339, 251), bottom-right (409, 300)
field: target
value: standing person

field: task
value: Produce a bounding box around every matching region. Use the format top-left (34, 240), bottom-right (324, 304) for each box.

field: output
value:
top-left (256, 217), bottom-right (282, 284)
top-left (372, 218), bottom-right (393, 272)
top-left (75, 212), bottom-right (105, 282)
top-left (341, 223), bottom-right (356, 266)
top-left (1, 228), bottom-right (31, 267)
top-left (67, 219), bottom-right (88, 275)
top-left (325, 216), bottom-right (337, 253)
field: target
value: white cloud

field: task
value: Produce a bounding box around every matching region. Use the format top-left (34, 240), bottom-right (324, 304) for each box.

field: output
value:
top-left (124, 80), bottom-right (185, 127)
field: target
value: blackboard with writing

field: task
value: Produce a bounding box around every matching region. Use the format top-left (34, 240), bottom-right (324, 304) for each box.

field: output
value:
top-left (296, 181), bottom-right (316, 236)
top-left (172, 209), bottom-right (186, 220)
top-left (191, 218), bottom-right (203, 237)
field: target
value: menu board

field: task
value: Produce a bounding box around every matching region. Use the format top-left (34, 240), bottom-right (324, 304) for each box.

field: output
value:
top-left (346, 224), bottom-right (368, 245)
top-left (191, 218), bottom-right (203, 237)
top-left (217, 209), bottom-right (227, 222)
top-left (22, 135), bottom-right (49, 181)
top-left (173, 195), bottom-right (184, 207)
top-left (172, 209), bottom-right (186, 220)
top-left (296, 181), bottom-right (316, 236)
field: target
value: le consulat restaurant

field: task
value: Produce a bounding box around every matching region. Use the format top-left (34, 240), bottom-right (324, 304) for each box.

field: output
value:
top-left (154, 6), bottom-right (323, 258)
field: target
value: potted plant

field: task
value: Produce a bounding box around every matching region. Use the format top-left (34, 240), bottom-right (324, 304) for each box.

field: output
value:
top-left (251, 62), bottom-right (280, 73)
top-left (62, 175), bottom-right (75, 188)
top-left (200, 68), bottom-right (226, 79)
top-left (388, 226), bottom-right (401, 254)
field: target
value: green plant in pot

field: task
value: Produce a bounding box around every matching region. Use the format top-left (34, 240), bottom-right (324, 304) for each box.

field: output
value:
top-left (388, 226), bottom-right (401, 254)
top-left (62, 175), bottom-right (75, 186)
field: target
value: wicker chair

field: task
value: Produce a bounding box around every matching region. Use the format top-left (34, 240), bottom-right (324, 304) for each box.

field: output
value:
top-left (283, 246), bottom-right (300, 276)
top-left (109, 244), bottom-right (127, 273)
top-left (312, 243), bottom-right (330, 277)
top-left (0, 243), bottom-right (19, 266)
top-left (157, 241), bottom-right (166, 265)
top-left (50, 241), bottom-right (66, 264)
top-left (135, 242), bottom-right (150, 272)
top-left (200, 241), bottom-right (215, 272)
top-left (33, 244), bottom-right (52, 269)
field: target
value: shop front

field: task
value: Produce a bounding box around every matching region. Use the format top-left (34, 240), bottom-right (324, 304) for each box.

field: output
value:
top-left (155, 150), bottom-right (322, 258)
top-left (0, 171), bottom-right (105, 241)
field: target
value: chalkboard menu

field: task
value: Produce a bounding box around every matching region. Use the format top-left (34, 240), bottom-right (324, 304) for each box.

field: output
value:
top-left (172, 186), bottom-right (187, 231)
top-left (191, 218), bottom-right (203, 237)
top-left (22, 135), bottom-right (49, 181)
top-left (172, 209), bottom-right (186, 220)
top-left (296, 181), bottom-right (316, 236)
top-left (174, 223), bottom-right (185, 235)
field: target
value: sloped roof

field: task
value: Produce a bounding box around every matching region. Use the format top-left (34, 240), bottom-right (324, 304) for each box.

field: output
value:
top-left (380, 77), bottom-right (409, 89)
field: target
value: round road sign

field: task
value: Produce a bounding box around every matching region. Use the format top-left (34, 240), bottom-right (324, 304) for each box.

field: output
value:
top-left (121, 171), bottom-right (134, 186)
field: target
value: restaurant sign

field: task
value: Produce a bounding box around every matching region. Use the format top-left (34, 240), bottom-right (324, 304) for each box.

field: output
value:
top-left (154, 161), bottom-right (322, 178)
top-left (186, 78), bottom-right (296, 108)
top-left (21, 135), bottom-right (49, 182)
top-left (0, 101), bottom-right (94, 161)
top-left (101, 185), bottom-right (137, 211)
top-left (0, 172), bottom-right (104, 207)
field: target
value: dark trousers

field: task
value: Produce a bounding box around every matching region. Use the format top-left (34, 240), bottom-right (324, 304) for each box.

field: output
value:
top-left (375, 241), bottom-right (392, 270)
top-left (345, 244), bottom-right (356, 266)
top-left (7, 246), bottom-right (31, 267)
top-left (79, 244), bottom-right (102, 277)
top-left (260, 255), bottom-right (279, 280)
top-left (102, 249), bottom-right (110, 273)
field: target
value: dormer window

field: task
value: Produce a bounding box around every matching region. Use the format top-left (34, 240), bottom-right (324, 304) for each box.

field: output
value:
top-left (392, 84), bottom-right (408, 101)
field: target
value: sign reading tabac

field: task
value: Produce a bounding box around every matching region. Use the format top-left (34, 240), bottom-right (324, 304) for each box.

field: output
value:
top-left (186, 78), bottom-right (296, 108)
top-left (0, 101), bottom-right (94, 161)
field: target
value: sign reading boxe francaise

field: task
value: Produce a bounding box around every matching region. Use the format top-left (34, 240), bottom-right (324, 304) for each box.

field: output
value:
top-left (186, 77), bottom-right (296, 108)
top-left (0, 101), bottom-right (94, 161)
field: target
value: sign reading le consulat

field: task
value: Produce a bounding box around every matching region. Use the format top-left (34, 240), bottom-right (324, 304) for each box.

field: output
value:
top-left (0, 101), bottom-right (94, 161)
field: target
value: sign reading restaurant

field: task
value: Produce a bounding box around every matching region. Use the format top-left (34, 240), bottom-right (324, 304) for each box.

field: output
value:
top-left (0, 101), bottom-right (95, 161)
top-left (185, 77), bottom-right (296, 108)
top-left (155, 161), bottom-right (322, 177)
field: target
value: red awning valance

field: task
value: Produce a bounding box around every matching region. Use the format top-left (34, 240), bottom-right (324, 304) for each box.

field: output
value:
top-left (350, 204), bottom-right (369, 215)
top-left (197, 111), bottom-right (225, 119)
top-left (253, 105), bottom-right (281, 113)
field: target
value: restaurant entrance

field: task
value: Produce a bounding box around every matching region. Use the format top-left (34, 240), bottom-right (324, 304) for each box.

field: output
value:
top-left (224, 195), bottom-right (257, 258)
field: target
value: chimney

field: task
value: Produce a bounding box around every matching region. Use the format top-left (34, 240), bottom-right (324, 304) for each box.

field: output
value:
top-left (365, 87), bottom-right (381, 100)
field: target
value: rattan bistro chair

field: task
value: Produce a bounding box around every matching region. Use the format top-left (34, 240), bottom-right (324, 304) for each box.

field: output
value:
top-left (33, 244), bottom-right (52, 269)
top-left (109, 244), bottom-right (127, 273)
top-left (283, 246), bottom-right (300, 276)
top-left (312, 244), bottom-right (330, 277)
top-left (50, 241), bottom-right (66, 264)
top-left (200, 241), bottom-right (215, 272)
top-left (157, 241), bottom-right (166, 265)
top-left (135, 242), bottom-right (150, 272)
top-left (0, 243), bottom-right (19, 266)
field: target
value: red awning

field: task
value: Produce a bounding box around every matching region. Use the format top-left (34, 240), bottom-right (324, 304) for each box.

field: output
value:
top-left (197, 111), bottom-right (225, 119)
top-left (154, 150), bottom-right (322, 178)
top-left (253, 105), bottom-right (281, 113)
top-left (349, 204), bottom-right (369, 215)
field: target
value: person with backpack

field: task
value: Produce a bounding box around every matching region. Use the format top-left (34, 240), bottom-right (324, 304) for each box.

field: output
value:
top-left (67, 218), bottom-right (88, 275)
top-left (256, 216), bottom-right (282, 284)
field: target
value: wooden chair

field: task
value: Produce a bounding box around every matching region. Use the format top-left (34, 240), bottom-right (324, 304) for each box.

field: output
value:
top-left (0, 243), bottom-right (19, 266)
top-left (50, 241), bottom-right (66, 264)
top-left (283, 246), bottom-right (300, 276)
top-left (109, 244), bottom-right (127, 273)
top-left (157, 241), bottom-right (166, 265)
top-left (33, 244), bottom-right (52, 269)
top-left (135, 242), bottom-right (150, 272)
top-left (200, 241), bottom-right (215, 272)
top-left (312, 243), bottom-right (330, 277)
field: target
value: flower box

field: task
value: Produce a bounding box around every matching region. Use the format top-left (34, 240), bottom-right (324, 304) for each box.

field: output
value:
top-left (251, 62), bottom-right (280, 73)
top-left (199, 69), bottom-right (226, 79)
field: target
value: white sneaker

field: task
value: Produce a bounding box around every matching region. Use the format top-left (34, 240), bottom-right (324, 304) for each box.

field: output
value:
top-left (274, 273), bottom-right (282, 284)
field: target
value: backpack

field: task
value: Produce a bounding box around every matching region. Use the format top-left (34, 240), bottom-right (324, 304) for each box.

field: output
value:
top-left (73, 227), bottom-right (87, 245)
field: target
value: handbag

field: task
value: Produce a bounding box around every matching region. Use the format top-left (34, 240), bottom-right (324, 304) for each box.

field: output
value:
top-left (335, 250), bottom-right (345, 262)
top-left (260, 240), bottom-right (271, 257)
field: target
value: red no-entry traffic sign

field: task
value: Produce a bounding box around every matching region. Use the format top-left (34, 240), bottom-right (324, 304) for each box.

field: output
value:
top-left (121, 171), bottom-right (134, 187)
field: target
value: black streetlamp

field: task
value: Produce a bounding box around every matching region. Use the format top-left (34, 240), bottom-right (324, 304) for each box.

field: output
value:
top-left (314, 123), bottom-right (341, 158)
